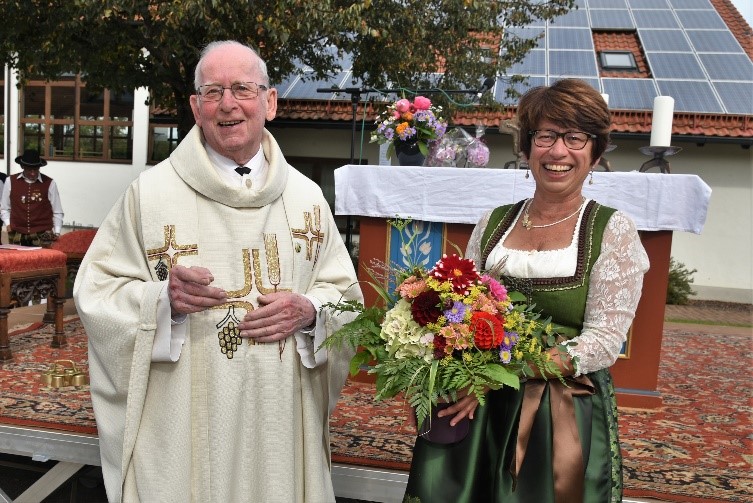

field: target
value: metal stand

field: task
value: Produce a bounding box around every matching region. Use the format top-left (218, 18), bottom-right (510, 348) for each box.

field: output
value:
top-left (639, 146), bottom-right (682, 173)
top-left (315, 87), bottom-right (366, 253)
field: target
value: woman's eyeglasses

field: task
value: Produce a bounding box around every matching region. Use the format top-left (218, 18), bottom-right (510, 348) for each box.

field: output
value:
top-left (196, 82), bottom-right (269, 101)
top-left (530, 129), bottom-right (596, 150)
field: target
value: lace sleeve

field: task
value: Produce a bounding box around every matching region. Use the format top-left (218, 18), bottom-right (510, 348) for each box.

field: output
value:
top-left (566, 211), bottom-right (650, 376)
top-left (465, 210), bottom-right (493, 269)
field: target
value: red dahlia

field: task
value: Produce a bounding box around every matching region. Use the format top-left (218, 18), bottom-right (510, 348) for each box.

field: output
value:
top-left (470, 311), bottom-right (505, 350)
top-left (411, 290), bottom-right (443, 326)
top-left (429, 254), bottom-right (480, 294)
top-left (433, 334), bottom-right (447, 359)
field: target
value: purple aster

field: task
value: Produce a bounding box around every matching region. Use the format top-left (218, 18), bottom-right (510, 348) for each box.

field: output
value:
top-left (398, 126), bottom-right (417, 141)
top-left (443, 301), bottom-right (467, 324)
top-left (500, 348), bottom-right (512, 364)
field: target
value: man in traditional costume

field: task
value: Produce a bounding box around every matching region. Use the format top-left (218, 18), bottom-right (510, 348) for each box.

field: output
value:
top-left (1, 149), bottom-right (64, 247)
top-left (74, 40), bottom-right (361, 502)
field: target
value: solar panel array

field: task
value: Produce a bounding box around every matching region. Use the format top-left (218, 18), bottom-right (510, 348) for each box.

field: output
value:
top-left (276, 0), bottom-right (753, 115)
top-left (494, 0), bottom-right (753, 114)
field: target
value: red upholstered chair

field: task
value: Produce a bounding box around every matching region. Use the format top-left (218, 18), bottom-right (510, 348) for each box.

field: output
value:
top-left (51, 228), bottom-right (97, 263)
top-left (0, 248), bottom-right (68, 360)
top-left (50, 228), bottom-right (97, 297)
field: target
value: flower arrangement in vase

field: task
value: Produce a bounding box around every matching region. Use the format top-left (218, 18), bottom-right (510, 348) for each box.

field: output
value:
top-left (370, 96), bottom-right (447, 165)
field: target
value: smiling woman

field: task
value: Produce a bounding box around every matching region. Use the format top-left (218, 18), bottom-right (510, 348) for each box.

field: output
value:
top-left (403, 78), bottom-right (650, 503)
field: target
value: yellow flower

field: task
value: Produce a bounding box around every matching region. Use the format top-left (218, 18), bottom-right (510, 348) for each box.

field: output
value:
top-left (528, 339), bottom-right (540, 353)
top-left (395, 122), bottom-right (410, 135)
top-left (525, 320), bottom-right (536, 336)
top-left (505, 310), bottom-right (523, 329)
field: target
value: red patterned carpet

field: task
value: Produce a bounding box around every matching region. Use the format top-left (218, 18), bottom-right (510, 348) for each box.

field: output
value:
top-left (0, 318), bottom-right (95, 434)
top-left (330, 326), bottom-right (753, 503)
top-left (618, 326), bottom-right (753, 502)
top-left (1, 320), bottom-right (751, 502)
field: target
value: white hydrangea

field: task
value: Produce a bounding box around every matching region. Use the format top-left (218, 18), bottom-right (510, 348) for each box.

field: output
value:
top-left (380, 299), bottom-right (433, 362)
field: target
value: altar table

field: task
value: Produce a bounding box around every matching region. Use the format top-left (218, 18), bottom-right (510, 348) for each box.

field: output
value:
top-left (335, 165), bottom-right (712, 409)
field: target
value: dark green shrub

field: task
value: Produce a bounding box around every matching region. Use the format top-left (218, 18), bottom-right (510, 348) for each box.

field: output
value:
top-left (666, 257), bottom-right (697, 305)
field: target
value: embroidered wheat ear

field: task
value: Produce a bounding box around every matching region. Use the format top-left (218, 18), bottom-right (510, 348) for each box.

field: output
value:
top-left (264, 234), bottom-right (281, 292)
top-left (486, 255), bottom-right (509, 278)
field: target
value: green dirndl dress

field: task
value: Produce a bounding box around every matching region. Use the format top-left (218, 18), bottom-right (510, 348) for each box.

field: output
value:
top-left (404, 200), bottom-right (623, 503)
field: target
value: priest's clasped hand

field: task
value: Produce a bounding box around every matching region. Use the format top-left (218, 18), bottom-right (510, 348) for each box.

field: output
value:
top-left (238, 292), bottom-right (317, 343)
top-left (168, 265), bottom-right (228, 317)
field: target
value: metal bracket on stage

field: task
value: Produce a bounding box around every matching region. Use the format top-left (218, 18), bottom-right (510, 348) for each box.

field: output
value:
top-left (0, 424), bottom-right (100, 503)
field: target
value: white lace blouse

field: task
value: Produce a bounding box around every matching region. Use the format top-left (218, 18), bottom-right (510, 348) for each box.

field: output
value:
top-left (465, 200), bottom-right (650, 376)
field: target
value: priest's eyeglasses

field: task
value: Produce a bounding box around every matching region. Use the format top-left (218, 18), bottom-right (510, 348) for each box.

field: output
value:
top-left (197, 82), bottom-right (269, 101)
top-left (530, 130), bottom-right (596, 150)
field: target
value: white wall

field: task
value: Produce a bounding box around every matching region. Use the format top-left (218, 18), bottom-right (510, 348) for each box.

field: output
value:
top-left (665, 143), bottom-right (752, 302)
top-left (600, 138), bottom-right (752, 303)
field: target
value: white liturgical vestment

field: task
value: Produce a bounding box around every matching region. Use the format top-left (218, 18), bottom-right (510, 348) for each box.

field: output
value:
top-left (75, 127), bottom-right (361, 502)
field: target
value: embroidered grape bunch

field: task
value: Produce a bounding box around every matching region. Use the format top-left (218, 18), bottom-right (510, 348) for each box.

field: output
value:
top-left (218, 321), bottom-right (242, 359)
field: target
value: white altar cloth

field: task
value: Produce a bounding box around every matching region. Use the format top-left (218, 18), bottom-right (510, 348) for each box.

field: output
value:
top-left (335, 165), bottom-right (712, 234)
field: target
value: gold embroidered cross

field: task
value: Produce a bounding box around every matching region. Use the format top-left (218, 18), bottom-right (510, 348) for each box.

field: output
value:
top-left (291, 206), bottom-right (324, 262)
top-left (146, 225), bottom-right (199, 269)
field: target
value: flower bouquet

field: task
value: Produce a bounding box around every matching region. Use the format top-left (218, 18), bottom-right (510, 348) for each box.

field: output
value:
top-left (370, 96), bottom-right (447, 161)
top-left (465, 137), bottom-right (490, 168)
top-left (321, 248), bottom-right (566, 432)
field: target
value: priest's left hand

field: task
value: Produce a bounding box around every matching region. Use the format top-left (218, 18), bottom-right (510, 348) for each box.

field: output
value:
top-left (238, 292), bottom-right (316, 343)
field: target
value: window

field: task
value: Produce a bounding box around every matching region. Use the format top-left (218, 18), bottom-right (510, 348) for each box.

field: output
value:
top-left (19, 75), bottom-right (134, 162)
top-left (149, 123), bottom-right (180, 164)
top-left (599, 51), bottom-right (638, 70)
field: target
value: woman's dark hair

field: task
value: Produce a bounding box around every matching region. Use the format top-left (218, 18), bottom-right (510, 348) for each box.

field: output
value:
top-left (517, 79), bottom-right (611, 163)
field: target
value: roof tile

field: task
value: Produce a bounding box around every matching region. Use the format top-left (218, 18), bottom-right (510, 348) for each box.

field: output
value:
top-left (712, 0), bottom-right (753, 59)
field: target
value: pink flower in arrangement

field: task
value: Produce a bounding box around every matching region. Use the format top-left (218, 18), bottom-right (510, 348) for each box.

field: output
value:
top-left (398, 276), bottom-right (428, 299)
top-left (481, 275), bottom-right (508, 301)
top-left (394, 99), bottom-right (411, 113)
top-left (413, 96), bottom-right (432, 110)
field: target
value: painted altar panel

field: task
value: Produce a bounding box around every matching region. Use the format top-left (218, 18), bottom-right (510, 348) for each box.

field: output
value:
top-left (358, 217), bottom-right (670, 409)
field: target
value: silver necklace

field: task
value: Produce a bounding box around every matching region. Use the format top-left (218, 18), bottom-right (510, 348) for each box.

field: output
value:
top-left (521, 197), bottom-right (586, 230)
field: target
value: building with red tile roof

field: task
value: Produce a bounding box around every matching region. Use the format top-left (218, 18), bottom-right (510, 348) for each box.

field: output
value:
top-left (2, 0), bottom-right (751, 303)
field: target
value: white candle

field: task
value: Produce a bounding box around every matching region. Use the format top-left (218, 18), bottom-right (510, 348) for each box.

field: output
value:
top-left (650, 96), bottom-right (674, 147)
top-left (600, 93), bottom-right (609, 106)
